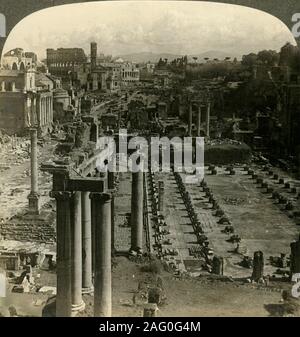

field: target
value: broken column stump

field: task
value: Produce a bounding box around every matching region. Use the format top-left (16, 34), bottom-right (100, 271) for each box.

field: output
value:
top-left (143, 303), bottom-right (158, 317)
top-left (148, 287), bottom-right (163, 305)
top-left (212, 256), bottom-right (224, 275)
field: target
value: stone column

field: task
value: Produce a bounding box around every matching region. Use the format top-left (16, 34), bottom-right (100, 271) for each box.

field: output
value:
top-left (70, 191), bottom-right (85, 313)
top-left (45, 98), bottom-right (47, 125)
top-left (81, 192), bottom-right (93, 293)
top-left (50, 191), bottom-right (73, 317)
top-left (90, 193), bottom-right (112, 317)
top-left (50, 96), bottom-right (53, 123)
top-left (39, 100), bottom-right (43, 126)
top-left (188, 102), bottom-right (192, 136)
top-left (158, 180), bottom-right (164, 212)
top-left (45, 98), bottom-right (48, 124)
top-left (290, 235), bottom-right (300, 275)
top-left (252, 251), bottom-right (264, 281)
top-left (48, 97), bottom-right (51, 123)
top-left (108, 171), bottom-right (115, 253)
top-left (206, 102), bottom-right (210, 137)
top-left (197, 104), bottom-right (201, 137)
top-left (28, 128), bottom-right (40, 215)
top-left (131, 171), bottom-right (144, 253)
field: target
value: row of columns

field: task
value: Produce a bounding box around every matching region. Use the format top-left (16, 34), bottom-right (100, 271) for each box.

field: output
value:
top-left (52, 188), bottom-right (113, 317)
top-left (52, 168), bottom-right (144, 317)
top-left (188, 101), bottom-right (210, 137)
top-left (39, 96), bottom-right (53, 127)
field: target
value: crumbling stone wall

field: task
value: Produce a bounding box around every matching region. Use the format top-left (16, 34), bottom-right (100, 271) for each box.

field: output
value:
top-left (205, 143), bottom-right (251, 165)
top-left (0, 220), bottom-right (56, 243)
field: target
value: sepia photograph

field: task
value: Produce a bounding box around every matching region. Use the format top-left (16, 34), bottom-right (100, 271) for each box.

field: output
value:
top-left (0, 0), bottom-right (299, 320)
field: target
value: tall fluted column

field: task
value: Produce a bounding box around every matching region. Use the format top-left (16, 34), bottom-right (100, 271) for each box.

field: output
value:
top-left (291, 235), bottom-right (300, 275)
top-left (90, 192), bottom-right (112, 317)
top-left (131, 171), bottom-right (144, 253)
top-left (81, 191), bottom-right (93, 293)
top-left (51, 191), bottom-right (73, 317)
top-left (206, 102), bottom-right (210, 137)
top-left (70, 191), bottom-right (85, 313)
top-left (188, 102), bottom-right (193, 136)
top-left (108, 170), bottom-right (115, 253)
top-left (197, 104), bottom-right (201, 137)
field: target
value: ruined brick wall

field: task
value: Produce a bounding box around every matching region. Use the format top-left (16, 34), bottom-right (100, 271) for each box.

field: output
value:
top-left (0, 92), bottom-right (26, 134)
top-left (0, 220), bottom-right (56, 243)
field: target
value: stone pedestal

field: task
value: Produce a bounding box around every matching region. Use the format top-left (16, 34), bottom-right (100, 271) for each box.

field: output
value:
top-left (28, 193), bottom-right (40, 215)
top-left (143, 303), bottom-right (158, 317)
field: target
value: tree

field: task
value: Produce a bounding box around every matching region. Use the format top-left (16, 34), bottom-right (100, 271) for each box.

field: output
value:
top-left (157, 58), bottom-right (165, 68)
top-left (279, 42), bottom-right (300, 71)
top-left (241, 53), bottom-right (258, 67)
top-left (257, 50), bottom-right (279, 66)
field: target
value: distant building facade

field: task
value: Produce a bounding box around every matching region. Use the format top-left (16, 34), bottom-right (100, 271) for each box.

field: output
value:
top-left (1, 48), bottom-right (37, 71)
top-left (46, 48), bottom-right (87, 80)
top-left (0, 68), bottom-right (54, 135)
top-left (74, 42), bottom-right (140, 92)
top-left (0, 49), bottom-right (56, 135)
top-left (121, 62), bottom-right (140, 84)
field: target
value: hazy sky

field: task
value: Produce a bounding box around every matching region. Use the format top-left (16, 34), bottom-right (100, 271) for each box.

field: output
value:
top-left (2, 0), bottom-right (296, 59)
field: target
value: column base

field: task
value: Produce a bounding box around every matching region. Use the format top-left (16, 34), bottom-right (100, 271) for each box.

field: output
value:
top-left (129, 247), bottom-right (143, 256)
top-left (82, 286), bottom-right (94, 294)
top-left (71, 300), bottom-right (86, 315)
top-left (28, 193), bottom-right (40, 215)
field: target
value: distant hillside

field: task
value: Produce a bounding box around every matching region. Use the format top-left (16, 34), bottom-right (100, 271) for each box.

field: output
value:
top-left (116, 51), bottom-right (241, 63)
